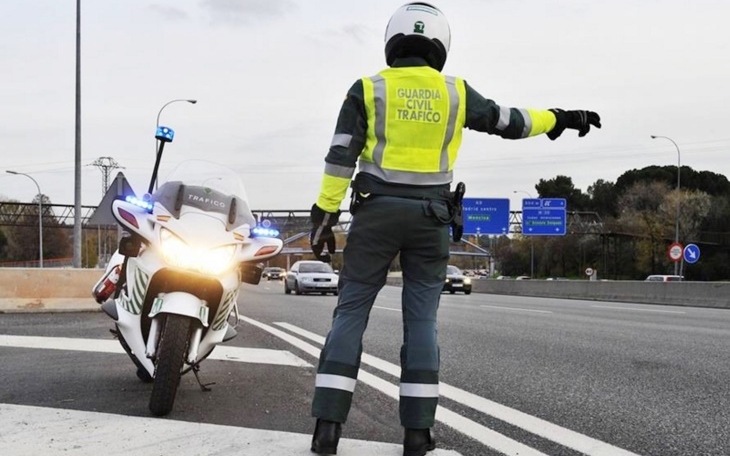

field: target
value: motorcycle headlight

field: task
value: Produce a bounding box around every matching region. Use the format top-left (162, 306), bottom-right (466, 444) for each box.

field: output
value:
top-left (159, 228), bottom-right (237, 275)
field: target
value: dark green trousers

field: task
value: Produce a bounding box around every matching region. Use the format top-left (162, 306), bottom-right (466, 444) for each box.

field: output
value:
top-left (311, 196), bottom-right (450, 428)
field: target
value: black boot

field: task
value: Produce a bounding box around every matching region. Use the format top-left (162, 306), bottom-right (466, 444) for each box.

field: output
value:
top-left (311, 419), bottom-right (342, 455)
top-left (403, 428), bottom-right (436, 456)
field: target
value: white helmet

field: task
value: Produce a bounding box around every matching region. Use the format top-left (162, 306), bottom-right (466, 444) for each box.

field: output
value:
top-left (384, 3), bottom-right (451, 71)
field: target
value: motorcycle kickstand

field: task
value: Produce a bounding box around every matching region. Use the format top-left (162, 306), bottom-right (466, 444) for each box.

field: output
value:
top-left (191, 363), bottom-right (215, 392)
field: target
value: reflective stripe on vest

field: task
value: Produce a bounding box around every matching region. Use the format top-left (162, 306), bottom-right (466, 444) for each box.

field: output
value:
top-left (360, 68), bottom-right (466, 186)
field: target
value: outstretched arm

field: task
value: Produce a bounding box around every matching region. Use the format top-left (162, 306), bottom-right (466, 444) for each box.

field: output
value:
top-left (463, 82), bottom-right (600, 140)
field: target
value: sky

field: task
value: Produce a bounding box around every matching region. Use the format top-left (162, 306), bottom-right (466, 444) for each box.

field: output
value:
top-left (1, 0), bottom-right (729, 212)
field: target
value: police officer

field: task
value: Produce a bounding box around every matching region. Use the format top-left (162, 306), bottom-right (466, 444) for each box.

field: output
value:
top-left (309, 3), bottom-right (601, 455)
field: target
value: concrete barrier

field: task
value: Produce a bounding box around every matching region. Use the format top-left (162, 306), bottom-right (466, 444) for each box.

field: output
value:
top-left (0, 268), bottom-right (100, 313)
top-left (2, 269), bottom-right (727, 313)
top-left (386, 277), bottom-right (730, 309)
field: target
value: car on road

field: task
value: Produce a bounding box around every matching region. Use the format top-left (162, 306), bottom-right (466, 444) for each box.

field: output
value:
top-left (284, 260), bottom-right (339, 295)
top-left (443, 265), bottom-right (472, 295)
top-left (645, 274), bottom-right (684, 282)
top-left (262, 267), bottom-right (286, 281)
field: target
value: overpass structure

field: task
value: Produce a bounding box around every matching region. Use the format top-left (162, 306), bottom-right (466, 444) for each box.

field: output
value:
top-left (0, 202), bottom-right (612, 259)
top-left (0, 202), bottom-right (606, 235)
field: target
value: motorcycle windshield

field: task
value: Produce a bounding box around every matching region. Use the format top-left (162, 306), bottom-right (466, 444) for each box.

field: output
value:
top-left (152, 160), bottom-right (256, 229)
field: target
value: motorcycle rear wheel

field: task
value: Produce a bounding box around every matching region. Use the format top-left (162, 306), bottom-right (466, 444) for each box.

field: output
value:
top-left (149, 314), bottom-right (192, 416)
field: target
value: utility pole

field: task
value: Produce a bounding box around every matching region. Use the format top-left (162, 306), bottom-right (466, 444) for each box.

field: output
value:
top-left (73, 0), bottom-right (82, 268)
top-left (89, 157), bottom-right (124, 196)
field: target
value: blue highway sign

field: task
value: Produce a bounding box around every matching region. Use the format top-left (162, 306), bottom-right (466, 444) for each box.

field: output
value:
top-left (521, 198), bottom-right (567, 236)
top-left (462, 198), bottom-right (510, 235)
top-left (683, 243), bottom-right (700, 264)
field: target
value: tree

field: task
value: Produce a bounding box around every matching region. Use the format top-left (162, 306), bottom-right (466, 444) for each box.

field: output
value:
top-left (0, 228), bottom-right (8, 261)
top-left (535, 175), bottom-right (590, 211)
top-left (586, 179), bottom-right (618, 217)
top-left (3, 194), bottom-right (71, 264)
top-left (616, 181), bottom-right (670, 274)
top-left (675, 189), bottom-right (712, 243)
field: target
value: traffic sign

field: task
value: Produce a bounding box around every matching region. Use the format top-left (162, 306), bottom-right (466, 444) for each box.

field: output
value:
top-left (462, 198), bottom-right (510, 235)
top-left (683, 244), bottom-right (701, 264)
top-left (521, 198), bottom-right (567, 236)
top-left (585, 267), bottom-right (594, 276)
top-left (668, 242), bottom-right (683, 262)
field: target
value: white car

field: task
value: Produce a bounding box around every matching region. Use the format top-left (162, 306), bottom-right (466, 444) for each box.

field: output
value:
top-left (284, 260), bottom-right (339, 296)
top-left (645, 274), bottom-right (683, 282)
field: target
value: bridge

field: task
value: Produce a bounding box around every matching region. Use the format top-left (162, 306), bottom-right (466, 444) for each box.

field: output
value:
top-left (0, 202), bottom-right (614, 262)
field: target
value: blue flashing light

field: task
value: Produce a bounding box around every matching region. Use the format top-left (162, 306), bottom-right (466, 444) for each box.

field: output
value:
top-left (125, 195), bottom-right (154, 212)
top-left (155, 126), bottom-right (175, 143)
top-left (251, 226), bottom-right (280, 238)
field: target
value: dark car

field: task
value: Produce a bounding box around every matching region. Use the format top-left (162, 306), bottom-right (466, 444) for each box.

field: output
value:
top-left (443, 265), bottom-right (472, 295)
top-left (284, 260), bottom-right (339, 296)
top-left (262, 267), bottom-right (285, 281)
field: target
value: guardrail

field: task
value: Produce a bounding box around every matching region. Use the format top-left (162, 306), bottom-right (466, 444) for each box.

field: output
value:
top-left (2, 269), bottom-right (727, 313)
top-left (386, 277), bottom-right (730, 309)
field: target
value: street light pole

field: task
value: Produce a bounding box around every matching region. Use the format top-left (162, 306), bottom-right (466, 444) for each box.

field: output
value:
top-left (156, 99), bottom-right (197, 131)
top-left (7, 171), bottom-right (43, 268)
top-left (650, 135), bottom-right (681, 275)
top-left (513, 190), bottom-right (535, 278)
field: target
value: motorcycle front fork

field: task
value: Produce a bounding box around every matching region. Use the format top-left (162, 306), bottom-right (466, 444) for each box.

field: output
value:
top-left (145, 316), bottom-right (203, 366)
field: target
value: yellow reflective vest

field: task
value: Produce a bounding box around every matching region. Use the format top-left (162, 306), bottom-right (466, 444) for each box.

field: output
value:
top-left (359, 66), bottom-right (466, 187)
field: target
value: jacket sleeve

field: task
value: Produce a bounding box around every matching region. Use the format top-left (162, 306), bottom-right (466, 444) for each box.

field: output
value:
top-left (463, 81), bottom-right (556, 139)
top-left (315, 80), bottom-right (368, 213)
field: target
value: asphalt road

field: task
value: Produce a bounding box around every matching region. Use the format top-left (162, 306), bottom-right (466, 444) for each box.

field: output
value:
top-left (1, 282), bottom-right (729, 455)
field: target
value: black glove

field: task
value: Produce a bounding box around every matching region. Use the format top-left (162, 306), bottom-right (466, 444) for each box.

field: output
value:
top-left (310, 204), bottom-right (341, 263)
top-left (547, 109), bottom-right (601, 140)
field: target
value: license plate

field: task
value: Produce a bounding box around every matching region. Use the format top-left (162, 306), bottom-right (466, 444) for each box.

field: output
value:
top-left (317, 282), bottom-right (331, 287)
top-left (453, 283), bottom-right (462, 287)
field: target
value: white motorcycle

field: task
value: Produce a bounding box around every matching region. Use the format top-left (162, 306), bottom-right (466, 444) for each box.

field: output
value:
top-left (92, 126), bottom-right (283, 416)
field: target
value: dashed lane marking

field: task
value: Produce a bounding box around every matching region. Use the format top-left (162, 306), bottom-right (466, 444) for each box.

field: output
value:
top-left (272, 321), bottom-right (642, 456)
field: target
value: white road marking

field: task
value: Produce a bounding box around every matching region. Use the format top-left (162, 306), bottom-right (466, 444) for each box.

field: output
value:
top-left (0, 335), bottom-right (311, 367)
top-left (241, 318), bottom-right (548, 456)
top-left (273, 322), bottom-right (641, 456)
top-left (591, 305), bottom-right (686, 314)
top-left (481, 305), bottom-right (553, 314)
top-left (0, 403), bottom-right (461, 456)
top-left (373, 305), bottom-right (400, 312)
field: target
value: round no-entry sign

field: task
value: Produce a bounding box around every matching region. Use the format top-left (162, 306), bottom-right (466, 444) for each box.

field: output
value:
top-left (668, 242), bottom-right (683, 262)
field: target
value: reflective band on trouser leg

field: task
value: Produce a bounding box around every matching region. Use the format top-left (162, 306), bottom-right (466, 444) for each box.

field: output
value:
top-left (400, 382), bottom-right (439, 397)
top-left (312, 359), bottom-right (360, 424)
top-left (316, 374), bottom-right (357, 392)
top-left (399, 370), bottom-right (440, 429)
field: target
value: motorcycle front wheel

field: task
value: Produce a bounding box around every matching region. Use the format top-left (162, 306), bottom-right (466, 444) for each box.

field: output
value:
top-left (148, 314), bottom-right (192, 416)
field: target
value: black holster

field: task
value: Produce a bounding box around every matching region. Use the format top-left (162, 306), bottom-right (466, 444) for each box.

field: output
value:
top-left (449, 182), bottom-right (466, 242)
top-left (349, 189), bottom-right (366, 215)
